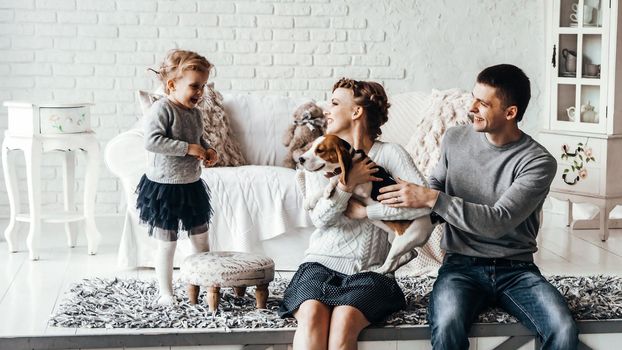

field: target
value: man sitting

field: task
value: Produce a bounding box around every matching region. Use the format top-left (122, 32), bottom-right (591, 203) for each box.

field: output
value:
top-left (378, 64), bottom-right (579, 350)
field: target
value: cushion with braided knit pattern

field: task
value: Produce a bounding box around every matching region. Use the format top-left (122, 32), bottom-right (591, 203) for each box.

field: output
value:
top-left (180, 251), bottom-right (275, 287)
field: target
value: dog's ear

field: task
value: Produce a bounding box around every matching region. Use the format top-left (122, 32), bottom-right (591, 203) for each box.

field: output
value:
top-left (336, 139), bottom-right (352, 186)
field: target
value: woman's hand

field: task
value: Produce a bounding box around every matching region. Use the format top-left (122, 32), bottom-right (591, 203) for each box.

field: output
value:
top-left (344, 198), bottom-right (367, 219)
top-left (377, 177), bottom-right (440, 209)
top-left (337, 157), bottom-right (381, 193)
top-left (187, 144), bottom-right (207, 160)
top-left (202, 148), bottom-right (219, 167)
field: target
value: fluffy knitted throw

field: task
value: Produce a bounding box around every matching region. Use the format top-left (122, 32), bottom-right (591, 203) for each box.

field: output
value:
top-left (398, 88), bottom-right (472, 277)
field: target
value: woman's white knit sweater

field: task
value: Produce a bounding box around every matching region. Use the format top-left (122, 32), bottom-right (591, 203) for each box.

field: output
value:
top-left (302, 141), bottom-right (431, 275)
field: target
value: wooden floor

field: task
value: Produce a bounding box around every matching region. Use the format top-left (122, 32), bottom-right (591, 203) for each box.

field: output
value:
top-left (1, 209), bottom-right (622, 349)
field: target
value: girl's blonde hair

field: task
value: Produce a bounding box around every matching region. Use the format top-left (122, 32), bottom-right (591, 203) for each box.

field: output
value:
top-left (152, 49), bottom-right (213, 94)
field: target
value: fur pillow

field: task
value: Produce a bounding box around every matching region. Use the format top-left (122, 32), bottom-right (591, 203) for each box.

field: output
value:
top-left (405, 88), bottom-right (472, 177)
top-left (136, 84), bottom-right (246, 167)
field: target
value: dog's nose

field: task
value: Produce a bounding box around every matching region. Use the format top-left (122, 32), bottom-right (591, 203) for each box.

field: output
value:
top-left (298, 157), bottom-right (305, 165)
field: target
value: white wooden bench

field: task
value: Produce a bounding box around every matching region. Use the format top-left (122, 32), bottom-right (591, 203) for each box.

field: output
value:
top-left (3, 320), bottom-right (620, 349)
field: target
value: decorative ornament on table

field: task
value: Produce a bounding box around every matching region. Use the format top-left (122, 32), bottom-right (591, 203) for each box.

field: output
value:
top-left (560, 140), bottom-right (596, 185)
top-left (282, 101), bottom-right (326, 169)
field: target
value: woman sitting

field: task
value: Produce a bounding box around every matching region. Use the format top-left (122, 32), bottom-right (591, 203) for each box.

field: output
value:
top-left (279, 78), bottom-right (430, 350)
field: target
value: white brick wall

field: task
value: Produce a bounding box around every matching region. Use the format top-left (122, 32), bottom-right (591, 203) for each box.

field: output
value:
top-left (0, 0), bottom-right (545, 217)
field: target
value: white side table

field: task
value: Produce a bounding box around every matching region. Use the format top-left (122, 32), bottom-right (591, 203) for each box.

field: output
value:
top-left (2, 101), bottom-right (101, 260)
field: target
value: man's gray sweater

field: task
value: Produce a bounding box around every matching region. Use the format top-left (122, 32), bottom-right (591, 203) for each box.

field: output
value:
top-left (429, 125), bottom-right (557, 261)
top-left (143, 97), bottom-right (209, 184)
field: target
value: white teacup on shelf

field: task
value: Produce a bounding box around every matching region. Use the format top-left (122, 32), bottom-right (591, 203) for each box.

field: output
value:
top-left (566, 106), bottom-right (576, 121)
top-left (570, 4), bottom-right (595, 25)
top-left (585, 63), bottom-right (600, 76)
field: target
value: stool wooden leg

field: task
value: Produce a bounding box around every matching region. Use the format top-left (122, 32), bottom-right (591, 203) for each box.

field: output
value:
top-left (255, 284), bottom-right (269, 309)
top-left (233, 286), bottom-right (247, 297)
top-left (187, 284), bottom-right (200, 304)
top-left (207, 287), bottom-right (220, 312)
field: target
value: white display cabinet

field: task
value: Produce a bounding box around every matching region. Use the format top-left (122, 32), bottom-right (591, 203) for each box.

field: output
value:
top-left (540, 0), bottom-right (622, 241)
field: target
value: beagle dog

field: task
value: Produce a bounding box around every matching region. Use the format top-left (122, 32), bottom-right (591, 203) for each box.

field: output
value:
top-left (297, 134), bottom-right (437, 275)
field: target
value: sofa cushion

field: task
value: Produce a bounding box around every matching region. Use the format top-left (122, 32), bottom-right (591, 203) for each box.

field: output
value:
top-left (136, 83), bottom-right (246, 167)
top-left (381, 91), bottom-right (430, 147)
top-left (222, 93), bottom-right (311, 166)
top-left (197, 84), bottom-right (246, 167)
top-left (405, 88), bottom-right (472, 177)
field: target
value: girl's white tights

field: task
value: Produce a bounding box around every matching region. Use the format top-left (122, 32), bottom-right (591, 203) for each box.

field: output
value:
top-left (155, 231), bottom-right (210, 306)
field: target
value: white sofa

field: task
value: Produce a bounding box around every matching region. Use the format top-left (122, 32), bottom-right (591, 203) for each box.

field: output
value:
top-left (104, 90), bottom-right (431, 271)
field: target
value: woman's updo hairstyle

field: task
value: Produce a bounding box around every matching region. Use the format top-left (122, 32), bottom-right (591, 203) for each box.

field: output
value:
top-left (151, 49), bottom-right (213, 94)
top-left (332, 77), bottom-right (391, 141)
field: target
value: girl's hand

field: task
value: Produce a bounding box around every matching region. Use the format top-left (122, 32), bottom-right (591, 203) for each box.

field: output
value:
top-left (187, 144), bottom-right (207, 160)
top-left (202, 148), bottom-right (219, 167)
top-left (337, 156), bottom-right (381, 193)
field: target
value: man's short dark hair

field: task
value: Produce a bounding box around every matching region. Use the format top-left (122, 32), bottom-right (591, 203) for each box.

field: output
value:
top-left (476, 64), bottom-right (531, 122)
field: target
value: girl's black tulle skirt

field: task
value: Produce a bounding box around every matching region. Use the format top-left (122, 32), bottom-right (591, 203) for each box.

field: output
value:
top-left (135, 174), bottom-right (213, 238)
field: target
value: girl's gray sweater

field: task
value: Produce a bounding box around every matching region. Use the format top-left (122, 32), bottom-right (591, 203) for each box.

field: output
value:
top-left (143, 97), bottom-right (210, 184)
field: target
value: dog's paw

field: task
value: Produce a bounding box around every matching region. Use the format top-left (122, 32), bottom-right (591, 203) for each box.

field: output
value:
top-left (396, 250), bottom-right (418, 267)
top-left (303, 201), bottom-right (313, 211)
top-left (371, 266), bottom-right (391, 275)
top-left (303, 197), bottom-right (318, 211)
top-left (322, 187), bottom-right (333, 199)
top-left (374, 250), bottom-right (419, 275)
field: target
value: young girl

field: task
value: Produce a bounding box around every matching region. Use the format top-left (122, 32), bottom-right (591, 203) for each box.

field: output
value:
top-left (136, 49), bottom-right (218, 306)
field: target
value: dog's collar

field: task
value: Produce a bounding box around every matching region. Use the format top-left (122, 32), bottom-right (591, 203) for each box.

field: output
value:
top-left (324, 167), bottom-right (342, 178)
top-left (323, 147), bottom-right (364, 178)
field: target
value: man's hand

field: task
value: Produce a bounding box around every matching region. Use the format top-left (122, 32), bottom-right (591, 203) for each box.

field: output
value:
top-left (378, 177), bottom-right (440, 209)
top-left (187, 144), bottom-right (206, 160)
top-left (344, 198), bottom-right (367, 219)
top-left (337, 156), bottom-right (381, 193)
top-left (202, 148), bottom-right (219, 167)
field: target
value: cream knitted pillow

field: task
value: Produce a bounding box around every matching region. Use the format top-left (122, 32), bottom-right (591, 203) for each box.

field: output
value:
top-left (381, 91), bottom-right (430, 146)
top-left (405, 88), bottom-right (472, 177)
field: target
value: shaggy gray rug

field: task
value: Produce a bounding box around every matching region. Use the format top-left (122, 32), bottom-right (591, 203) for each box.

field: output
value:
top-left (48, 275), bottom-right (622, 329)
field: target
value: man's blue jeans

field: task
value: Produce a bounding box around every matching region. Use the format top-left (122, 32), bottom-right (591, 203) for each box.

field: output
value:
top-left (428, 254), bottom-right (578, 350)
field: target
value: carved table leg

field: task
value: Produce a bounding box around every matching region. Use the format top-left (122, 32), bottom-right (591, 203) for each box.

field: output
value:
top-left (2, 144), bottom-right (19, 253)
top-left (233, 286), bottom-right (247, 297)
top-left (207, 286), bottom-right (220, 312)
top-left (187, 284), bottom-right (200, 304)
top-left (255, 284), bottom-right (269, 309)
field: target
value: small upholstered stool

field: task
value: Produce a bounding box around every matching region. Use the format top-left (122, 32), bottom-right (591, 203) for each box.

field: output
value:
top-left (180, 251), bottom-right (275, 312)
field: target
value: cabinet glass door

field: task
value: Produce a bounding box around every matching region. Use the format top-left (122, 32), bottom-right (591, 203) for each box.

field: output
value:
top-left (559, 0), bottom-right (603, 28)
top-left (551, 0), bottom-right (608, 133)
